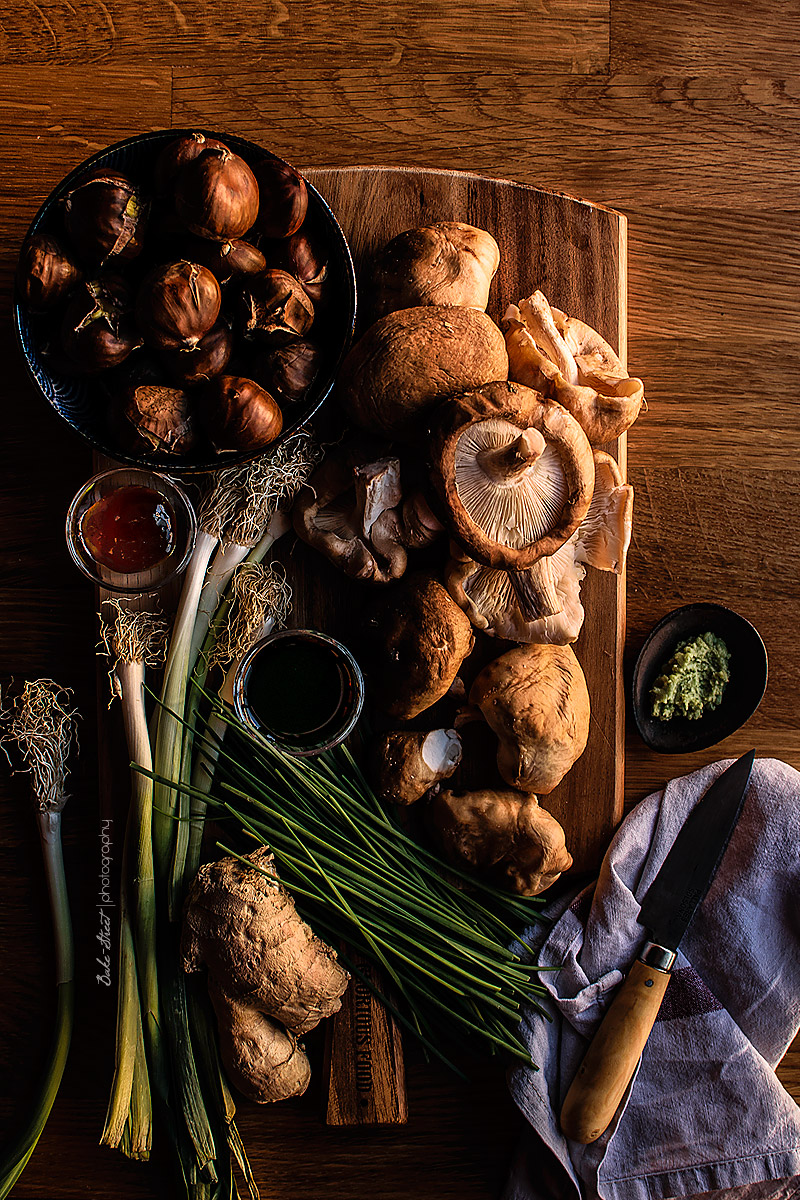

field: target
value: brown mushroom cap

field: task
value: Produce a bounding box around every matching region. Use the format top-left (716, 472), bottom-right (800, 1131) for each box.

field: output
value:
top-left (429, 380), bottom-right (595, 573)
top-left (366, 574), bottom-right (475, 719)
top-left (504, 291), bottom-right (644, 445)
top-left (338, 305), bottom-right (509, 440)
top-left (429, 788), bottom-right (573, 896)
top-left (469, 642), bottom-right (590, 794)
top-left (373, 729), bottom-right (463, 806)
top-left (371, 222), bottom-right (500, 319)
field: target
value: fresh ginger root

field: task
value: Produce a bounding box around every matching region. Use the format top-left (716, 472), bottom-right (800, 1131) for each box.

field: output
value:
top-left (181, 846), bottom-right (350, 1102)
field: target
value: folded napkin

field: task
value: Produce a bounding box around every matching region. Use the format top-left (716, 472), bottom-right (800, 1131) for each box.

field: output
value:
top-left (504, 757), bottom-right (800, 1200)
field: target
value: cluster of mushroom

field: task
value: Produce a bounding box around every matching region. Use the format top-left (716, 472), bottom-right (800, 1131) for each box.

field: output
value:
top-left (289, 220), bottom-right (644, 897)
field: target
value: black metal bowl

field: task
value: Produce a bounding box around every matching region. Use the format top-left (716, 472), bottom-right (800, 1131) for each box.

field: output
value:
top-left (13, 128), bottom-right (357, 474)
top-left (632, 602), bottom-right (768, 753)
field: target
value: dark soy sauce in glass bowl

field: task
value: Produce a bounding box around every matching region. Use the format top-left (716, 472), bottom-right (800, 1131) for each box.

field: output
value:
top-left (233, 629), bottom-right (364, 757)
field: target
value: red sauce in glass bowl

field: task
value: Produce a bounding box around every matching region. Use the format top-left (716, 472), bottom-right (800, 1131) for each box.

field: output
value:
top-left (80, 485), bottom-right (175, 572)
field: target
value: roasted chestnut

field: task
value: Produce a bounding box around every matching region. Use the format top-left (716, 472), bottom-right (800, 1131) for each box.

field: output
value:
top-left (64, 169), bottom-right (147, 265)
top-left (123, 382), bottom-right (199, 455)
top-left (251, 339), bottom-right (321, 404)
top-left (173, 145), bottom-right (259, 241)
top-left (153, 131), bottom-right (229, 196)
top-left (239, 269), bottom-right (314, 343)
top-left (186, 236), bottom-right (267, 284)
top-left (262, 229), bottom-right (328, 306)
top-left (136, 260), bottom-right (221, 351)
top-left (160, 320), bottom-right (233, 385)
top-left (199, 375), bottom-right (283, 453)
top-left (61, 276), bottom-right (142, 372)
top-left (16, 233), bottom-right (82, 312)
top-left (252, 156), bottom-right (308, 239)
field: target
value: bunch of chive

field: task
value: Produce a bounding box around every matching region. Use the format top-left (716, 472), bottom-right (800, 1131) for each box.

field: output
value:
top-left (155, 701), bottom-right (548, 1072)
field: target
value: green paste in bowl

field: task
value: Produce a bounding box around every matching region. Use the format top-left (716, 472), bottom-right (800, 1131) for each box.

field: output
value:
top-left (650, 632), bottom-right (732, 721)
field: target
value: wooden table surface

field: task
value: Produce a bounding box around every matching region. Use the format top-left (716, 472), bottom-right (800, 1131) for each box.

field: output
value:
top-left (1, 2), bottom-right (798, 1197)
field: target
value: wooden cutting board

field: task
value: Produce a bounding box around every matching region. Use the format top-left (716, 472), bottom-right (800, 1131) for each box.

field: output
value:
top-left (96, 164), bottom-right (628, 1135)
top-left (300, 165), bottom-right (628, 878)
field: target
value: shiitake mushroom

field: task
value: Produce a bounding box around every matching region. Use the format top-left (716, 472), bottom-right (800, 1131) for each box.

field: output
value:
top-left (136, 260), bottom-right (222, 351)
top-left (64, 169), bottom-right (148, 265)
top-left (199, 375), bottom-right (283, 453)
top-left (16, 233), bottom-right (82, 312)
top-left (61, 276), bottom-right (142, 372)
top-left (173, 144), bottom-right (259, 241)
top-left (239, 269), bottom-right (314, 343)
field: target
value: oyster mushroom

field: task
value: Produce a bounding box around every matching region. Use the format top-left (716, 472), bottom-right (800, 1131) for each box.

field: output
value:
top-left (503, 291), bottom-right (644, 445)
top-left (373, 729), bottom-right (463, 806)
top-left (469, 643), bottom-right (590, 794)
top-left (292, 441), bottom-right (407, 584)
top-left (429, 787), bottom-right (573, 896)
top-left (445, 449), bottom-right (633, 644)
top-left (339, 305), bottom-right (509, 440)
top-left (366, 574), bottom-right (474, 720)
top-left (371, 222), bottom-right (500, 319)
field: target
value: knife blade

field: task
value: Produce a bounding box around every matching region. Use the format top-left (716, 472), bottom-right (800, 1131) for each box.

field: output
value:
top-left (560, 749), bottom-right (755, 1145)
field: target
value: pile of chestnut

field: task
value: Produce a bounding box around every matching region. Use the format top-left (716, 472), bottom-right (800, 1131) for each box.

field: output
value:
top-left (16, 133), bottom-right (336, 459)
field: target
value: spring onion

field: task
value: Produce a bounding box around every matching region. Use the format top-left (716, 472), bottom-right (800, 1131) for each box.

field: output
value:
top-left (0, 680), bottom-right (79, 1198)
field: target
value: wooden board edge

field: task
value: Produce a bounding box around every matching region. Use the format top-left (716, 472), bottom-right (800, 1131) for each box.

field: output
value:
top-left (302, 164), bottom-right (628, 221)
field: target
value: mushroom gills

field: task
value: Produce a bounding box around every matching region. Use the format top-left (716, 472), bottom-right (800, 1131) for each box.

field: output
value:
top-left (454, 418), bottom-right (568, 549)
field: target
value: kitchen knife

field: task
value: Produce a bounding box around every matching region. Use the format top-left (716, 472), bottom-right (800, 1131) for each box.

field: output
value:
top-left (560, 748), bottom-right (755, 1145)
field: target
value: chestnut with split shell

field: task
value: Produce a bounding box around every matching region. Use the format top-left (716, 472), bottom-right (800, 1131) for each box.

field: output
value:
top-left (64, 168), bottom-right (147, 265)
top-left (61, 276), bottom-right (142, 373)
top-left (173, 143), bottom-right (260, 241)
top-left (240, 269), bottom-right (315, 344)
top-left (160, 321), bottom-right (233, 386)
top-left (199, 375), bottom-right (283, 454)
top-left (136, 260), bottom-right (222, 352)
top-left (123, 383), bottom-right (199, 456)
top-left (16, 233), bottom-right (82, 312)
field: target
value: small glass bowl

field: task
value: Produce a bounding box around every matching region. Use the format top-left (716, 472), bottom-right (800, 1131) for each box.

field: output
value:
top-left (65, 466), bottom-right (196, 593)
top-left (233, 628), bottom-right (365, 758)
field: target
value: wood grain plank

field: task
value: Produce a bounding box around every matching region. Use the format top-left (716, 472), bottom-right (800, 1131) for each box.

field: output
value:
top-left (612, 0), bottom-right (800, 76)
top-left (173, 67), bottom-right (800, 209)
top-left (0, 0), bottom-right (608, 72)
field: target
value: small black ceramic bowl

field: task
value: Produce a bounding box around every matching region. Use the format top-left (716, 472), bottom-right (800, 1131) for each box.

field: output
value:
top-left (632, 603), bottom-right (768, 754)
top-left (13, 129), bottom-right (357, 474)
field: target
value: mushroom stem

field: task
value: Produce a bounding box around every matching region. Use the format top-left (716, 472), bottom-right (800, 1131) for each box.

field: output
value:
top-left (522, 291), bottom-right (579, 385)
top-left (476, 428), bottom-right (546, 483)
top-left (508, 558), bottom-right (562, 620)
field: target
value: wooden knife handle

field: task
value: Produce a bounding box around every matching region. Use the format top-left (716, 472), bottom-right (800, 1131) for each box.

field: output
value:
top-left (560, 958), bottom-right (671, 1144)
